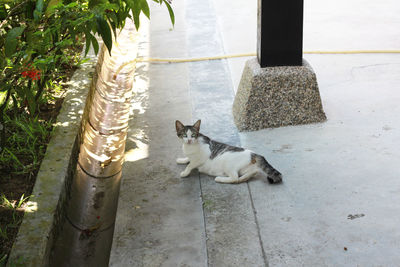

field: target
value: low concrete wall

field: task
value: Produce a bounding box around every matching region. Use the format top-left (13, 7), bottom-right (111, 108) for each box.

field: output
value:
top-left (8, 48), bottom-right (98, 266)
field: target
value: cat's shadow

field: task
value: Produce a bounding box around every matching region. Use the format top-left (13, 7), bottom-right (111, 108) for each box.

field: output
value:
top-left (194, 171), bottom-right (278, 185)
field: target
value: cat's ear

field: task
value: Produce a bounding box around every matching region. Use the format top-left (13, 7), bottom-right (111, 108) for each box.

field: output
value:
top-left (193, 119), bottom-right (201, 132)
top-left (175, 120), bottom-right (185, 132)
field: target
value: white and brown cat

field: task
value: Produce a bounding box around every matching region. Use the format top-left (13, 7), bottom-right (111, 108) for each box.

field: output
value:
top-left (175, 120), bottom-right (282, 184)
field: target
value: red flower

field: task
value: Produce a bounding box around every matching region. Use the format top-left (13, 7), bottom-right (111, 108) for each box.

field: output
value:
top-left (21, 66), bottom-right (41, 81)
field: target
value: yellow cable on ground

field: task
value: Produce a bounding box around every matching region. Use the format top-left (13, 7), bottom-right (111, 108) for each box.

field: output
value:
top-left (304, 50), bottom-right (400, 54)
top-left (113, 50), bottom-right (400, 79)
top-left (137, 53), bottom-right (258, 63)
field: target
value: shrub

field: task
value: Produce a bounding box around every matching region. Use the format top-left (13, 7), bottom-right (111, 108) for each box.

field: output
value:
top-left (0, 0), bottom-right (174, 151)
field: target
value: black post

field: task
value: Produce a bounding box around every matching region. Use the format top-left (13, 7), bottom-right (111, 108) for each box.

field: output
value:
top-left (257, 0), bottom-right (304, 67)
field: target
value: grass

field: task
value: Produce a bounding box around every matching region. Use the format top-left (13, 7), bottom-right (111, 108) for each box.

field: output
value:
top-left (1, 114), bottom-right (53, 176)
top-left (202, 199), bottom-right (215, 211)
top-left (0, 227), bottom-right (7, 240)
top-left (0, 112), bottom-right (54, 264)
top-left (0, 194), bottom-right (29, 210)
top-left (0, 254), bottom-right (26, 267)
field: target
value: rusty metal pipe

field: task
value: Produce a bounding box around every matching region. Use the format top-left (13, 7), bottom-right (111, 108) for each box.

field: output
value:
top-left (50, 22), bottom-right (138, 266)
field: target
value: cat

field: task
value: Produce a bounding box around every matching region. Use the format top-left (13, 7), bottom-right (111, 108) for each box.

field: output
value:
top-left (175, 120), bottom-right (282, 184)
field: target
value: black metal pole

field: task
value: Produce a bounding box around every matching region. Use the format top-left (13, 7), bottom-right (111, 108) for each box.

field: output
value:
top-left (257, 0), bottom-right (304, 67)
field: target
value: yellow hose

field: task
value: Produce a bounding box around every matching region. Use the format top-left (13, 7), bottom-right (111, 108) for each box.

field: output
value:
top-left (113, 50), bottom-right (400, 79)
top-left (136, 53), bottom-right (257, 63)
top-left (304, 50), bottom-right (400, 54)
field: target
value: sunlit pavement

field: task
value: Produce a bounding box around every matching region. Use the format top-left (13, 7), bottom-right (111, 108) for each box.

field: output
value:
top-left (110, 0), bottom-right (400, 266)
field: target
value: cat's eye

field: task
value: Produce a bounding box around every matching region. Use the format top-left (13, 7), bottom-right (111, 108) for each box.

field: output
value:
top-left (191, 134), bottom-right (196, 137)
top-left (183, 134), bottom-right (187, 137)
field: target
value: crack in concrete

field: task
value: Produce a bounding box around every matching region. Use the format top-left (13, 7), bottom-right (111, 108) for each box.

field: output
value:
top-left (247, 182), bottom-right (269, 267)
top-left (198, 174), bottom-right (210, 267)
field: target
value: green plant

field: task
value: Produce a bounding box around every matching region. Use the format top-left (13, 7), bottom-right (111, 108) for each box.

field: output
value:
top-left (1, 194), bottom-right (14, 210)
top-left (0, 113), bottom-right (52, 175)
top-left (0, 253), bottom-right (8, 266)
top-left (16, 194), bottom-right (29, 209)
top-left (0, 226), bottom-right (8, 240)
top-left (0, 0), bottom-right (175, 154)
top-left (2, 148), bottom-right (24, 171)
top-left (202, 199), bottom-right (215, 211)
top-left (0, 254), bottom-right (26, 267)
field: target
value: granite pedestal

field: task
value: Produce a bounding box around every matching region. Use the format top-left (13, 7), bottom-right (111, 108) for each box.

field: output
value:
top-left (233, 58), bottom-right (326, 131)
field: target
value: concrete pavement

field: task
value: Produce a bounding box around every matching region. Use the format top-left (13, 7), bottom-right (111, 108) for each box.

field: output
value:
top-left (110, 0), bottom-right (400, 266)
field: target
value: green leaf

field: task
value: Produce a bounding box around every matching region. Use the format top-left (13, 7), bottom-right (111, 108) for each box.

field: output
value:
top-left (70, 30), bottom-right (76, 44)
top-left (117, 8), bottom-right (128, 29)
top-left (4, 148), bottom-right (25, 169)
top-left (5, 27), bottom-right (25, 57)
top-left (140, 0), bottom-right (150, 19)
top-left (90, 34), bottom-right (99, 55)
top-left (25, 1), bottom-right (36, 19)
top-left (163, 0), bottom-right (174, 26)
top-left (0, 90), bottom-right (9, 107)
top-left (128, 0), bottom-right (141, 30)
top-left (36, 0), bottom-right (44, 13)
top-left (0, 5), bottom-right (7, 19)
top-left (85, 33), bottom-right (91, 56)
top-left (108, 12), bottom-right (119, 38)
top-left (96, 16), bottom-right (113, 55)
top-left (34, 0), bottom-right (44, 21)
top-left (45, 0), bottom-right (61, 17)
top-left (25, 87), bottom-right (36, 115)
top-left (89, 0), bottom-right (106, 9)
top-left (66, 2), bottom-right (78, 8)
top-left (84, 31), bottom-right (99, 56)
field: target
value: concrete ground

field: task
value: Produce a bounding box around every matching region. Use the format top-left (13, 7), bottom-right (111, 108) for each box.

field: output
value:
top-left (110, 0), bottom-right (400, 266)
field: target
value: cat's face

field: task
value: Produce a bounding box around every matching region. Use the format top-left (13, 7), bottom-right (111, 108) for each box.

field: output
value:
top-left (175, 120), bottom-right (201, 145)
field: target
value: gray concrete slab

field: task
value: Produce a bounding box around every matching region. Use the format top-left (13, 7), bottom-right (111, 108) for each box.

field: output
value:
top-left (111, 0), bottom-right (400, 266)
top-left (241, 54), bottom-right (400, 266)
top-left (185, 1), bottom-right (266, 265)
top-left (111, 0), bottom-right (267, 265)
top-left (210, 0), bottom-right (257, 91)
top-left (212, 0), bottom-right (400, 265)
top-left (304, 0), bottom-right (400, 51)
top-left (109, 3), bottom-right (207, 266)
top-left (213, 0), bottom-right (400, 90)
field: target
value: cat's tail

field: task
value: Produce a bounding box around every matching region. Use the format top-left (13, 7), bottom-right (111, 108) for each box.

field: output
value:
top-left (252, 153), bottom-right (282, 184)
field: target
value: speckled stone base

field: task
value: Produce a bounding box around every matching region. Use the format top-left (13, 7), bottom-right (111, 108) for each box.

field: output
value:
top-left (233, 58), bottom-right (326, 131)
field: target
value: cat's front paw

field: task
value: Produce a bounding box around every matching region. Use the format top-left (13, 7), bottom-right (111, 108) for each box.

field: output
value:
top-left (215, 176), bottom-right (231, 183)
top-left (176, 157), bottom-right (190, 165)
top-left (180, 170), bottom-right (190, 178)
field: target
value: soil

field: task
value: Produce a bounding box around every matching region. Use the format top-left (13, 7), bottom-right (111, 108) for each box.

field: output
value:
top-left (0, 177), bottom-right (31, 264)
